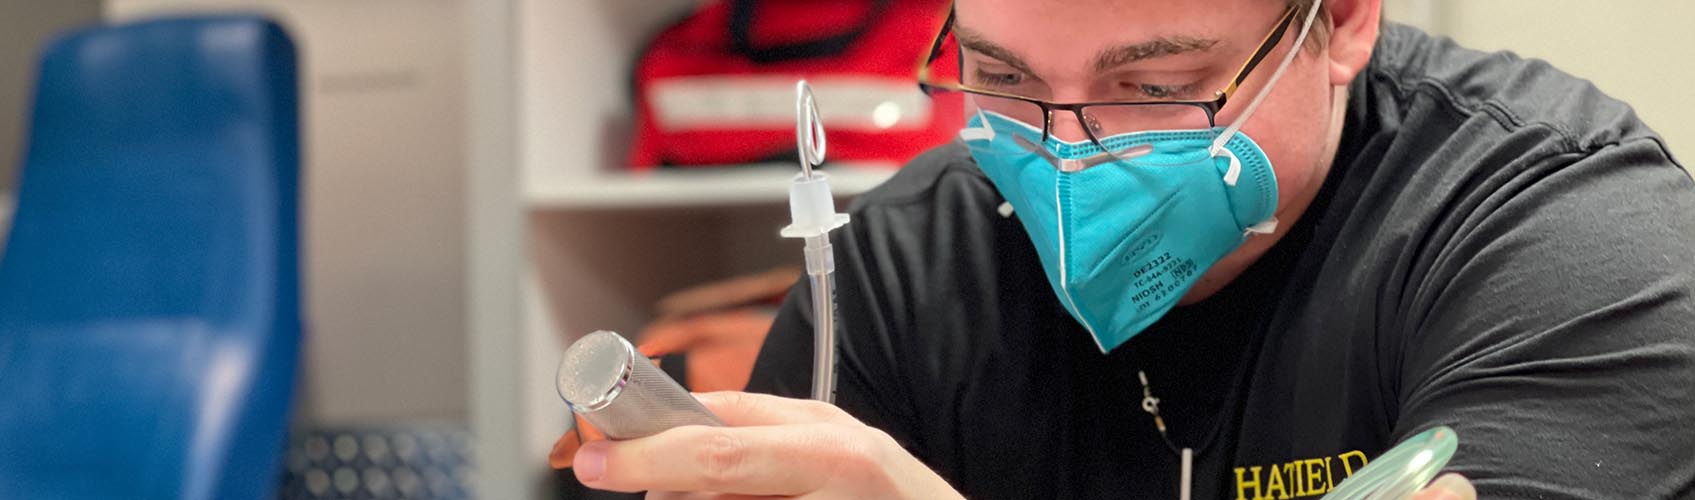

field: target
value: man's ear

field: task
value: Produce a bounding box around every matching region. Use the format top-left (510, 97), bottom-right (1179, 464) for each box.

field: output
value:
top-left (1324, 0), bottom-right (1381, 85)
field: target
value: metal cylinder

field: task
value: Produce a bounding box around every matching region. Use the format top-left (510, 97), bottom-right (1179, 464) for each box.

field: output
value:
top-left (555, 330), bottom-right (722, 440)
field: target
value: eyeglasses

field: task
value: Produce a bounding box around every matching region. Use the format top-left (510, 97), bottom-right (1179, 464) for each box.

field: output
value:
top-left (917, 5), bottom-right (1299, 146)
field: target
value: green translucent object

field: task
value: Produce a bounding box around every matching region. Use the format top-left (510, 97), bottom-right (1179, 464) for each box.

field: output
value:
top-left (1324, 426), bottom-right (1459, 500)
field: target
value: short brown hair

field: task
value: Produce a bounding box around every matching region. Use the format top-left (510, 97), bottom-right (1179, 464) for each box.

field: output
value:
top-left (1288, 0), bottom-right (1332, 50)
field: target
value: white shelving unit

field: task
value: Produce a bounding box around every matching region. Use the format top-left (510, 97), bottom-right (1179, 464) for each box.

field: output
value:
top-left (525, 163), bottom-right (894, 209)
top-left (468, 1), bottom-right (900, 498)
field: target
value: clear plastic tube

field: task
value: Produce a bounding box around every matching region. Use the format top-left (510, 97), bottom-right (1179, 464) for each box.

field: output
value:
top-left (807, 259), bottom-right (837, 403)
top-left (1323, 426), bottom-right (1458, 500)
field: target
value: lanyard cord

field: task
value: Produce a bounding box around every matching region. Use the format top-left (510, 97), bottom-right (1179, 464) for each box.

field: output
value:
top-left (1138, 369), bottom-right (1194, 500)
top-left (1132, 371), bottom-right (1186, 457)
top-left (1137, 369), bottom-right (1181, 453)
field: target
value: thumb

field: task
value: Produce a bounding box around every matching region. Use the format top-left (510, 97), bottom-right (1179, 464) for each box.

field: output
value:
top-left (1412, 473), bottom-right (1476, 500)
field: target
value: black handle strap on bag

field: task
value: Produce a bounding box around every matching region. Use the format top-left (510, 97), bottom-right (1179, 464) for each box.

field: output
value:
top-left (729, 0), bottom-right (893, 64)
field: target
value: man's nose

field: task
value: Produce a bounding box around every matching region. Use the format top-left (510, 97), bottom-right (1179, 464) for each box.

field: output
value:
top-left (1047, 110), bottom-right (1093, 143)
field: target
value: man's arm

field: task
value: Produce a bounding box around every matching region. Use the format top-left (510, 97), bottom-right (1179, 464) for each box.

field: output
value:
top-left (1396, 138), bottom-right (1695, 498)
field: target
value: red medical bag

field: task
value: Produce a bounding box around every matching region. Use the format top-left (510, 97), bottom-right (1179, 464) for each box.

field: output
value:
top-left (627, 0), bottom-right (961, 168)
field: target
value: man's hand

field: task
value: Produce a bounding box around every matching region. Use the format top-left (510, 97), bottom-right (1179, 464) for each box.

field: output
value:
top-left (570, 391), bottom-right (964, 499)
top-left (1411, 473), bottom-right (1477, 500)
top-left (560, 391), bottom-right (1475, 499)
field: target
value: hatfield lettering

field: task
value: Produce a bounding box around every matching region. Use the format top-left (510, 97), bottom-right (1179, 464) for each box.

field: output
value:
top-left (1233, 450), bottom-right (1369, 500)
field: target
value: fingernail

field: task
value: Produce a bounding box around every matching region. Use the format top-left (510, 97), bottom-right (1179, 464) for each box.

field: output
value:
top-left (1428, 473), bottom-right (1475, 499)
top-left (574, 441), bottom-right (608, 483)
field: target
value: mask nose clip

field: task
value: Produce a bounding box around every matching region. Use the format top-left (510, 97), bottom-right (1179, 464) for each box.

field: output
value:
top-left (1014, 134), bottom-right (1148, 173)
top-left (1013, 133), bottom-right (1074, 170)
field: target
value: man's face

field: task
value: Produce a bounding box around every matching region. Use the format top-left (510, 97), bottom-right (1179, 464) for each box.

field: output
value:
top-left (954, 0), bottom-right (1347, 300)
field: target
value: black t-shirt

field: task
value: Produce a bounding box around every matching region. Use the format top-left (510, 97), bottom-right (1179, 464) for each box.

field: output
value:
top-left (746, 23), bottom-right (1695, 499)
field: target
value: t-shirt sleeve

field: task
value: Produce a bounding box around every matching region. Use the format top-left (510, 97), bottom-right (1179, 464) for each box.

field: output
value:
top-left (1394, 138), bottom-right (1695, 498)
top-left (742, 278), bottom-right (821, 399)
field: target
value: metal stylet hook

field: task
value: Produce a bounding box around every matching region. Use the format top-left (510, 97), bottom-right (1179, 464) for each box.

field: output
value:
top-left (796, 80), bottom-right (827, 178)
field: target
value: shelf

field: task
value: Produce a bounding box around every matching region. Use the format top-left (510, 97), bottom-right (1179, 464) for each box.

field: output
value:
top-left (524, 162), bottom-right (898, 210)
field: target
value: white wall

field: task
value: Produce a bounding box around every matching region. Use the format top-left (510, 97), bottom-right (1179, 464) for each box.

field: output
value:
top-left (1394, 0), bottom-right (1693, 164)
top-left (106, 0), bottom-right (470, 424)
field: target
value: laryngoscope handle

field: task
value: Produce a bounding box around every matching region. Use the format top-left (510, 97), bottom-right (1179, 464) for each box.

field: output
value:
top-left (556, 330), bottom-right (722, 440)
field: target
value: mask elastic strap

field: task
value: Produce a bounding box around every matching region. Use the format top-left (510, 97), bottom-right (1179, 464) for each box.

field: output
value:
top-left (1210, 0), bottom-right (1326, 155)
top-left (1222, 149), bottom-right (1244, 186)
top-left (959, 107), bottom-right (997, 142)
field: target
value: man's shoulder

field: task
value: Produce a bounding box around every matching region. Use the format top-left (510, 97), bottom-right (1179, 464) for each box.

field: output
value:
top-left (1319, 24), bottom-right (1695, 339)
top-left (1370, 23), bottom-right (1676, 160)
top-left (1334, 23), bottom-right (1690, 245)
top-left (847, 142), bottom-right (999, 217)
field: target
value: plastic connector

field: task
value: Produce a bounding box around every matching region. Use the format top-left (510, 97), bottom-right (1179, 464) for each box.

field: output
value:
top-left (780, 173), bottom-right (849, 239)
top-left (780, 172), bottom-right (848, 275)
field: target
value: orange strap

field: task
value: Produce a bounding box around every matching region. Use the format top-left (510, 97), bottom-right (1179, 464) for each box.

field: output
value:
top-left (548, 413), bottom-right (606, 469)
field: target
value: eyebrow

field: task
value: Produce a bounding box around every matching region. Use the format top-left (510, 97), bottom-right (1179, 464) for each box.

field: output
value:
top-left (1093, 36), bottom-right (1220, 72)
top-left (952, 23), bottom-right (1221, 78)
top-left (952, 25), bottom-right (1038, 77)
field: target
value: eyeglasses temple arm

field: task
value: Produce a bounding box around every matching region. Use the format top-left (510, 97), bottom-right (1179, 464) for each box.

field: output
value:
top-left (915, 6), bottom-right (957, 88)
top-left (1221, 7), bottom-right (1299, 101)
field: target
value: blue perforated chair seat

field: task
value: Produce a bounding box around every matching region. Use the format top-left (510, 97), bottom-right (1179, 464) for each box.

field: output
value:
top-left (280, 424), bottom-right (474, 500)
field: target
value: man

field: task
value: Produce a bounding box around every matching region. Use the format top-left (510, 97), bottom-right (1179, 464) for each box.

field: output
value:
top-left (563, 0), bottom-right (1695, 497)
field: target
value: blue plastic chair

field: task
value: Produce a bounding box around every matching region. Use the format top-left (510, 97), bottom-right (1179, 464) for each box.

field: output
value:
top-left (0, 16), bottom-right (301, 500)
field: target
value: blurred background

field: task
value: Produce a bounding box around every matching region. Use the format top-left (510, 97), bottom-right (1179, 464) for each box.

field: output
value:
top-left (0, 0), bottom-right (1688, 498)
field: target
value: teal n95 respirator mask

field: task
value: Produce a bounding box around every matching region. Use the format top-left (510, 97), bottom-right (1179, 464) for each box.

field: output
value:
top-left (960, 3), bottom-right (1321, 353)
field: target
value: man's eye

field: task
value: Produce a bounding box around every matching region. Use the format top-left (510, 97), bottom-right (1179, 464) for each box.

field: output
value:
top-left (1123, 83), bottom-right (1199, 100)
top-left (1141, 84), bottom-right (1177, 98)
top-left (972, 69), bottom-right (1025, 88)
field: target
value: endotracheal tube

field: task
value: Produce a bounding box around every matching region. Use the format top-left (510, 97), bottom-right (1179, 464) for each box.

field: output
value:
top-left (781, 80), bottom-right (849, 404)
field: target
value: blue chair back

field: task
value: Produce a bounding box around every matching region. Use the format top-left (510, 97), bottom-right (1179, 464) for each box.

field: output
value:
top-left (0, 15), bottom-right (301, 500)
